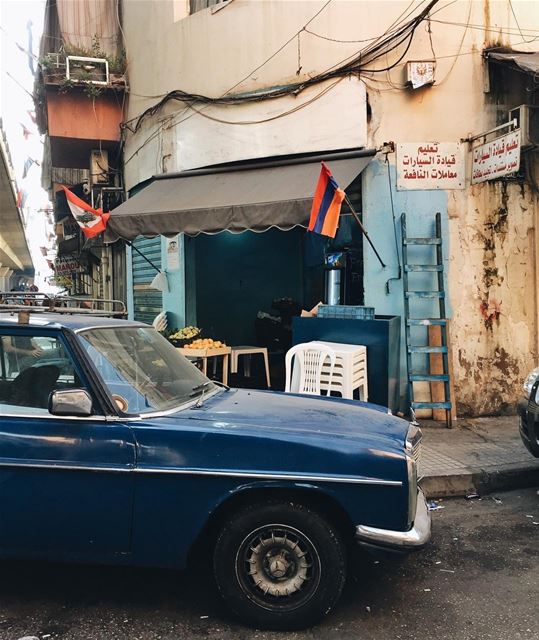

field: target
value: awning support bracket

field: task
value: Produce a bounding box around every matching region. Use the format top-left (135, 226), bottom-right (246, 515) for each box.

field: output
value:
top-left (343, 193), bottom-right (386, 269)
top-left (127, 240), bottom-right (162, 274)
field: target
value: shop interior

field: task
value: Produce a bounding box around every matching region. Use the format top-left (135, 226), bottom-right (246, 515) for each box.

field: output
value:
top-left (187, 178), bottom-right (364, 389)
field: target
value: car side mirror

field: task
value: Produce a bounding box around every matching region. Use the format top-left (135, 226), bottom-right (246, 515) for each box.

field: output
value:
top-left (49, 388), bottom-right (93, 417)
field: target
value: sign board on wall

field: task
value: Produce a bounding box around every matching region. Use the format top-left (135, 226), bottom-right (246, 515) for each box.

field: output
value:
top-left (166, 235), bottom-right (180, 271)
top-left (54, 254), bottom-right (79, 275)
top-left (471, 129), bottom-right (521, 184)
top-left (397, 142), bottom-right (464, 191)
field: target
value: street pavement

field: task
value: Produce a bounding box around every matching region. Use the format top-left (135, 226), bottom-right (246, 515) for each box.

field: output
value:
top-left (419, 415), bottom-right (539, 497)
top-left (2, 487), bottom-right (538, 640)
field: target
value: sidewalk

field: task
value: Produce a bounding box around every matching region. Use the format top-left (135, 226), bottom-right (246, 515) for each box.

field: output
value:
top-left (418, 415), bottom-right (539, 498)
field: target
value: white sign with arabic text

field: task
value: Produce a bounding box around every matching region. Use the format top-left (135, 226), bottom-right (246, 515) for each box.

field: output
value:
top-left (397, 142), bottom-right (464, 191)
top-left (471, 130), bottom-right (521, 184)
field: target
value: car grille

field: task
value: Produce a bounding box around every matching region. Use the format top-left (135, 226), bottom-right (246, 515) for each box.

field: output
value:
top-left (410, 438), bottom-right (421, 464)
top-left (406, 424), bottom-right (422, 464)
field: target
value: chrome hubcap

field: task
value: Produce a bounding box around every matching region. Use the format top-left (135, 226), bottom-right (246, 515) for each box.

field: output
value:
top-left (239, 526), bottom-right (317, 601)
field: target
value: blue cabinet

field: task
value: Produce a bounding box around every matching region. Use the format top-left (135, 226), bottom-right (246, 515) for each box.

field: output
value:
top-left (292, 315), bottom-right (401, 413)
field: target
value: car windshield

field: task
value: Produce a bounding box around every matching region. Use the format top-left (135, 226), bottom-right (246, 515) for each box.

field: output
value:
top-left (78, 326), bottom-right (216, 414)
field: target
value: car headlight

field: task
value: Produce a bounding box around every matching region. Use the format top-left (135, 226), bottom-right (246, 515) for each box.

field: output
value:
top-left (523, 367), bottom-right (539, 399)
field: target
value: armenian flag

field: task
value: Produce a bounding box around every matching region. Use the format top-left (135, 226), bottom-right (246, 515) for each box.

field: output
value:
top-left (307, 162), bottom-right (345, 239)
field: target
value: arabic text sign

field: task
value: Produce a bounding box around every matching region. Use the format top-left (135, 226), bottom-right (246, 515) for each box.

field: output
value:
top-left (397, 142), bottom-right (464, 191)
top-left (471, 130), bottom-right (521, 184)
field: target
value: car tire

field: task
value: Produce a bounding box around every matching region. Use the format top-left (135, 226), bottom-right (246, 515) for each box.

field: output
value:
top-left (213, 500), bottom-right (347, 630)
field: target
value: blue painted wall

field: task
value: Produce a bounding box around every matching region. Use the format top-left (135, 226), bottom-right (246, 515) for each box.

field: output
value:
top-left (125, 235), bottom-right (186, 329)
top-left (161, 235), bottom-right (186, 331)
top-left (362, 160), bottom-right (450, 410)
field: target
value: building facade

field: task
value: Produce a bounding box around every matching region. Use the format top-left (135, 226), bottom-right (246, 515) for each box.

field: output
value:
top-left (73, 0), bottom-right (539, 416)
top-left (36, 0), bottom-right (127, 302)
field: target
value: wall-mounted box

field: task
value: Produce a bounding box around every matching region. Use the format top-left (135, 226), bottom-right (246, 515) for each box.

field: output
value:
top-left (406, 61), bottom-right (436, 89)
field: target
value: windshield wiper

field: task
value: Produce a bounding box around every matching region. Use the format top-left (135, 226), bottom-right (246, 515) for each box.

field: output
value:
top-left (189, 381), bottom-right (213, 396)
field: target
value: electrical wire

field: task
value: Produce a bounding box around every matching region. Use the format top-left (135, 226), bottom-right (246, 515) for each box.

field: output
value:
top-left (223, 0), bottom-right (333, 96)
top-left (508, 0), bottom-right (537, 44)
top-left (183, 77), bottom-right (344, 126)
top-left (121, 0), bottom-right (440, 135)
top-left (122, 80), bottom-right (342, 166)
top-left (121, 0), bottom-right (334, 131)
top-left (429, 18), bottom-right (539, 38)
top-left (435, 0), bottom-right (472, 86)
top-left (121, 0), bottom-right (442, 165)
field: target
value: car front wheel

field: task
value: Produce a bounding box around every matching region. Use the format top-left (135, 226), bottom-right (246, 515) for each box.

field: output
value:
top-left (213, 500), bottom-right (347, 630)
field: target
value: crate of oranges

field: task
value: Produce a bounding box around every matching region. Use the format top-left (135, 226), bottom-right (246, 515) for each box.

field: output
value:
top-left (183, 338), bottom-right (227, 350)
top-left (178, 337), bottom-right (230, 358)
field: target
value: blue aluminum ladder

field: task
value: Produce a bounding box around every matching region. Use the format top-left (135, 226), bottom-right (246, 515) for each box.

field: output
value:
top-left (401, 212), bottom-right (452, 427)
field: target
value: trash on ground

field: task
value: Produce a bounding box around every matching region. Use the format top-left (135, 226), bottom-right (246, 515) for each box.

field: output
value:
top-left (423, 588), bottom-right (431, 592)
top-left (366, 606), bottom-right (371, 613)
top-left (435, 560), bottom-right (442, 564)
top-left (526, 515), bottom-right (534, 518)
top-left (200, 615), bottom-right (210, 619)
top-left (466, 493), bottom-right (481, 500)
top-left (440, 569), bottom-right (455, 573)
top-left (491, 497), bottom-right (503, 504)
top-left (428, 501), bottom-right (444, 511)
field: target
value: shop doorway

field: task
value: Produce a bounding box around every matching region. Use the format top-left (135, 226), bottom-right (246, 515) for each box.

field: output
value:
top-left (193, 228), bottom-right (304, 347)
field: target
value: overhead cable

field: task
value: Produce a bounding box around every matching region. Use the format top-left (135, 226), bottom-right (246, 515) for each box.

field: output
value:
top-left (121, 0), bottom-right (439, 135)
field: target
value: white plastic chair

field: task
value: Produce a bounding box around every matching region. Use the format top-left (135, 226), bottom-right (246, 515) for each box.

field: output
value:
top-left (285, 343), bottom-right (336, 396)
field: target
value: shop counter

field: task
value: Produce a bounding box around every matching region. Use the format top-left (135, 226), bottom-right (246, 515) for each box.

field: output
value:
top-left (292, 315), bottom-right (401, 412)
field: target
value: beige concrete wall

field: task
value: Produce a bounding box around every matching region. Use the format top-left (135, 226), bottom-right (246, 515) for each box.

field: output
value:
top-left (121, 0), bottom-right (539, 415)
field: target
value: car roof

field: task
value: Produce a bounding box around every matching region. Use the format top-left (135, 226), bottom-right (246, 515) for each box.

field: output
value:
top-left (0, 312), bottom-right (148, 331)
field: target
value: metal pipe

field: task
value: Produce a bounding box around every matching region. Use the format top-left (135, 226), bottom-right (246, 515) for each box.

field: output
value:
top-left (153, 148), bottom-right (377, 181)
top-left (461, 119), bottom-right (518, 144)
top-left (343, 193), bottom-right (386, 269)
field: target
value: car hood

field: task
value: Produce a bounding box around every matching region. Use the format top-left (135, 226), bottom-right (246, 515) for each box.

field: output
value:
top-left (178, 388), bottom-right (409, 451)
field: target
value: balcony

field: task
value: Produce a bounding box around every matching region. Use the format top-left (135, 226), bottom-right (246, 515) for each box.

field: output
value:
top-left (36, 53), bottom-right (126, 168)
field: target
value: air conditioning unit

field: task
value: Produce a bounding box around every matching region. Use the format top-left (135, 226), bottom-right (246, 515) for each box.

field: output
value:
top-left (508, 105), bottom-right (539, 148)
top-left (90, 150), bottom-right (109, 185)
top-left (66, 56), bottom-right (109, 85)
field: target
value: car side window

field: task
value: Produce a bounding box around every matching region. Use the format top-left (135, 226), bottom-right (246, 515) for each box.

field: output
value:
top-left (0, 332), bottom-right (83, 415)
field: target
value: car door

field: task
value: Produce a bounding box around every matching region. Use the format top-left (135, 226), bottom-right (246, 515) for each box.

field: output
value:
top-left (0, 328), bottom-right (136, 558)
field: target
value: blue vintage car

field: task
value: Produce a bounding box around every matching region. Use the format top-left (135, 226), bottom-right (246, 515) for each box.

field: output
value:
top-left (0, 311), bottom-right (429, 630)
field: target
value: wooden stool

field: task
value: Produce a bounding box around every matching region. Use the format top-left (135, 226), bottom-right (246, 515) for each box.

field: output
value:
top-left (230, 346), bottom-right (271, 387)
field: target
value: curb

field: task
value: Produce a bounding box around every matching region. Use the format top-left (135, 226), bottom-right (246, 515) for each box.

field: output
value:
top-left (420, 464), bottom-right (539, 498)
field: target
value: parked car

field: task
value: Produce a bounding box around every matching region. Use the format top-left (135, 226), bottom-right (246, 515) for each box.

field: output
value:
top-left (518, 366), bottom-right (539, 457)
top-left (0, 312), bottom-right (430, 630)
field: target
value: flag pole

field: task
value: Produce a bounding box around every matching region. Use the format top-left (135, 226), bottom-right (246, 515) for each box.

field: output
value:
top-left (343, 193), bottom-right (386, 269)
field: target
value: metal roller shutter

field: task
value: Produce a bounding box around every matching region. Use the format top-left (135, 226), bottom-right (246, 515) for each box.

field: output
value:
top-left (132, 237), bottom-right (162, 324)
